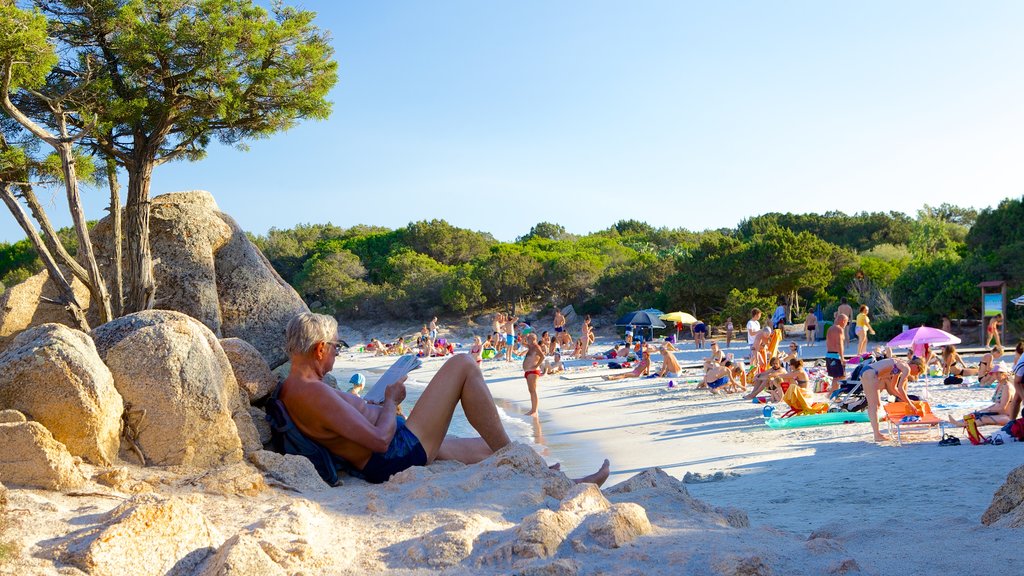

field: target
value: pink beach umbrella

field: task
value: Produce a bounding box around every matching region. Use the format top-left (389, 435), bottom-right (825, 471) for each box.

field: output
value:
top-left (886, 326), bottom-right (961, 348)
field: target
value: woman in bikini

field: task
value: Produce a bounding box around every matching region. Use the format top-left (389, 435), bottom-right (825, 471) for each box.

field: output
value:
top-left (977, 345), bottom-right (1004, 384)
top-left (470, 336), bottom-right (483, 365)
top-left (985, 314), bottom-right (1002, 348)
top-left (941, 345), bottom-right (977, 377)
top-left (860, 356), bottom-right (924, 442)
top-left (947, 370), bottom-right (1016, 428)
top-left (522, 333), bottom-right (546, 416)
top-left (604, 348), bottom-right (652, 381)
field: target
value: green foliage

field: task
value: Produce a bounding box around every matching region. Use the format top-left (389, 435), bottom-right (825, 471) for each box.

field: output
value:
top-left (518, 221), bottom-right (571, 242)
top-left (0, 4), bottom-right (56, 91)
top-left (738, 211), bottom-right (914, 252)
top-left (441, 265), bottom-right (485, 312)
top-left (891, 257), bottom-right (976, 318)
top-left (909, 210), bottom-right (966, 261)
top-left (476, 244), bottom-right (541, 308)
top-left (719, 288), bottom-right (777, 326)
top-left (871, 314), bottom-right (931, 341)
top-left (0, 225), bottom-right (84, 287)
top-left (399, 219), bottom-right (494, 265)
top-left (41, 0), bottom-right (339, 164)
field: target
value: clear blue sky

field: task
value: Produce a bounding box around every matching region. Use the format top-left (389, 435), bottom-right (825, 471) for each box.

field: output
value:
top-left (4, 0), bottom-right (1024, 244)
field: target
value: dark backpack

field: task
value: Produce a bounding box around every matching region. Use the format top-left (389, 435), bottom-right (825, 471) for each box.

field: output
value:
top-left (265, 385), bottom-right (347, 486)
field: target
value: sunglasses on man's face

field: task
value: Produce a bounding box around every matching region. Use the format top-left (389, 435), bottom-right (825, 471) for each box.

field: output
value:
top-left (326, 341), bottom-right (344, 353)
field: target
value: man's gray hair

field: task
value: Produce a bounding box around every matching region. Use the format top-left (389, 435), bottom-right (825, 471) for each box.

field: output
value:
top-left (286, 312), bottom-right (338, 357)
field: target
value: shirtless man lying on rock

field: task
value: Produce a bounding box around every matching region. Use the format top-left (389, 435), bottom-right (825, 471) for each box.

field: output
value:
top-left (279, 312), bottom-right (610, 485)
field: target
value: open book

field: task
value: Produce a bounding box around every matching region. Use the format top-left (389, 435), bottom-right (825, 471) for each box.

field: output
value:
top-left (363, 354), bottom-right (422, 404)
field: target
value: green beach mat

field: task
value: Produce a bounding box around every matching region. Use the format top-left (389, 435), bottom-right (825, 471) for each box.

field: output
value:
top-left (765, 411), bottom-right (869, 429)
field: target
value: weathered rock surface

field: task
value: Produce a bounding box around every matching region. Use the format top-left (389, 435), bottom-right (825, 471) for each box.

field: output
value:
top-left (606, 466), bottom-right (747, 528)
top-left (187, 462), bottom-right (268, 497)
top-left (583, 502), bottom-right (652, 548)
top-left (0, 323), bottom-right (123, 465)
top-left (0, 268), bottom-right (93, 350)
top-left (982, 463), bottom-right (1024, 527)
top-left (214, 211), bottom-right (308, 368)
top-left (94, 467), bottom-right (154, 494)
top-left (247, 450), bottom-right (330, 493)
top-left (198, 533), bottom-right (287, 576)
top-left (249, 406), bottom-right (272, 446)
top-left (89, 190), bottom-right (308, 368)
top-left (57, 494), bottom-right (222, 576)
top-left (0, 409), bottom-right (26, 423)
top-left (400, 513), bottom-right (510, 568)
top-left (91, 310), bottom-right (243, 467)
top-left (220, 337), bottom-right (277, 403)
top-left (118, 192), bottom-right (234, 335)
top-left (0, 419), bottom-right (86, 490)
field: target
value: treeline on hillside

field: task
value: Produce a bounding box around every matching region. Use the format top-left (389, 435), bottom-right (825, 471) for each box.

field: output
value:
top-left (2, 200), bottom-right (1021, 339)
top-left (239, 200), bottom-right (1019, 337)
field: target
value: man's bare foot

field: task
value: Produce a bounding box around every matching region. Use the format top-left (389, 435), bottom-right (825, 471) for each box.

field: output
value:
top-left (572, 459), bottom-right (611, 487)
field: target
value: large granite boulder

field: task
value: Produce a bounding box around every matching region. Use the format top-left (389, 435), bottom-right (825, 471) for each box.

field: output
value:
top-left (0, 324), bottom-right (123, 465)
top-left (0, 268), bottom-right (93, 350)
top-left (0, 418), bottom-right (86, 490)
top-left (220, 338), bottom-right (277, 403)
top-left (982, 464), bottom-right (1024, 528)
top-left (90, 191), bottom-right (307, 368)
top-left (214, 212), bottom-right (308, 368)
top-left (91, 310), bottom-right (245, 467)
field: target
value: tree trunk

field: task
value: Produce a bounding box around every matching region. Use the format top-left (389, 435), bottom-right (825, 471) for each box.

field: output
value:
top-left (106, 158), bottom-right (124, 317)
top-left (123, 161), bottom-right (156, 313)
top-left (15, 185), bottom-right (90, 284)
top-left (56, 138), bottom-right (112, 324)
top-left (0, 184), bottom-right (89, 331)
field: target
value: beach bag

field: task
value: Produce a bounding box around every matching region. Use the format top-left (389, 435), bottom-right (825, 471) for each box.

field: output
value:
top-left (943, 375), bottom-right (964, 386)
top-left (608, 362), bottom-right (622, 369)
top-left (265, 385), bottom-right (346, 486)
top-left (1005, 418), bottom-right (1024, 441)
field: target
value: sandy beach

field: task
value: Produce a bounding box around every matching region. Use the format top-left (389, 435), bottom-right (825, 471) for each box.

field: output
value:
top-left (4, 324), bottom-right (1022, 575)
top-left (331, 328), bottom-right (1024, 574)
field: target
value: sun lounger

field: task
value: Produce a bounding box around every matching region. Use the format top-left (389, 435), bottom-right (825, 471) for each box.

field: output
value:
top-left (779, 383), bottom-right (829, 418)
top-left (883, 401), bottom-right (946, 445)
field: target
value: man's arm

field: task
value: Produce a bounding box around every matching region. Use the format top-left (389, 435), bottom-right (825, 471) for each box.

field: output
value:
top-left (309, 386), bottom-right (397, 453)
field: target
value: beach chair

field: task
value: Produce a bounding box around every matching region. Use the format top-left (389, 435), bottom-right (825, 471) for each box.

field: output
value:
top-left (883, 401), bottom-right (945, 445)
top-left (779, 383), bottom-right (829, 418)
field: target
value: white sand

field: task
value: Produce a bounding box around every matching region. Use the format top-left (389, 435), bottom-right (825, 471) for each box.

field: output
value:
top-left (5, 332), bottom-right (1023, 575)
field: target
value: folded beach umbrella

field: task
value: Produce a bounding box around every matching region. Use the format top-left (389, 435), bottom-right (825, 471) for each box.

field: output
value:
top-left (659, 311), bottom-right (698, 324)
top-left (886, 326), bottom-right (960, 348)
top-left (1012, 294), bottom-right (1024, 306)
top-left (615, 310), bottom-right (666, 329)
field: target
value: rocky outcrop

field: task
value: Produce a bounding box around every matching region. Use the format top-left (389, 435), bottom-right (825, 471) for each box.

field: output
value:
top-left (57, 494), bottom-right (222, 576)
top-left (982, 464), bottom-right (1024, 527)
top-left (198, 533), bottom-right (286, 576)
top-left (220, 337), bottom-right (277, 403)
top-left (214, 212), bottom-right (308, 368)
top-left (0, 419), bottom-right (86, 490)
top-left (88, 191), bottom-right (308, 368)
top-left (0, 268), bottom-right (93, 350)
top-left (0, 324), bottom-right (123, 465)
top-left (91, 310), bottom-right (244, 467)
top-left (247, 450), bottom-right (330, 493)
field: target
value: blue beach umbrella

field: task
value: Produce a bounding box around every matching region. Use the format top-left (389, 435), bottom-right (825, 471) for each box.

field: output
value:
top-left (615, 310), bottom-right (667, 340)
